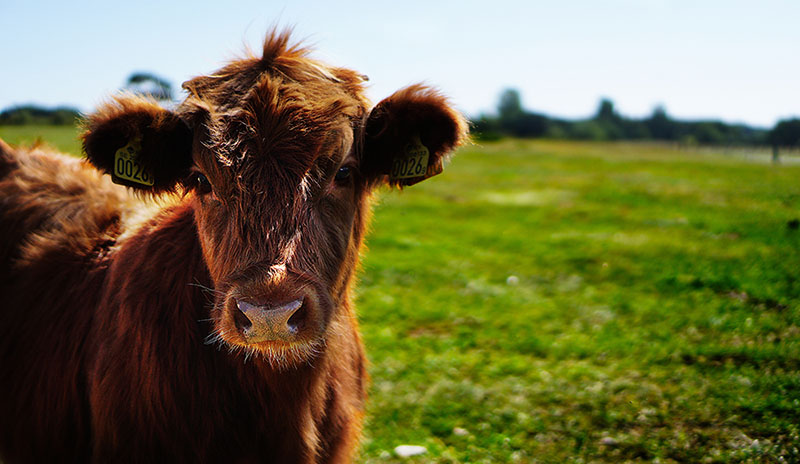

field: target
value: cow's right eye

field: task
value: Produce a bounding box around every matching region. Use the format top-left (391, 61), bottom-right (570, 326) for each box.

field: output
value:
top-left (334, 166), bottom-right (352, 183)
top-left (194, 173), bottom-right (213, 195)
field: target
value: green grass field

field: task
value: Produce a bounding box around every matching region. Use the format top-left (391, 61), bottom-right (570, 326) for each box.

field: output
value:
top-left (0, 125), bottom-right (83, 155)
top-left (2, 127), bottom-right (799, 462)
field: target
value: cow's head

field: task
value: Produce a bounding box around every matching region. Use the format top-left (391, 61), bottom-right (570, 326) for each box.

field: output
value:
top-left (82, 32), bottom-right (467, 367)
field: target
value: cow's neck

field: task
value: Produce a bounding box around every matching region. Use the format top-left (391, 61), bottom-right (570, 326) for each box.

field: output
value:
top-left (90, 195), bottom-right (365, 461)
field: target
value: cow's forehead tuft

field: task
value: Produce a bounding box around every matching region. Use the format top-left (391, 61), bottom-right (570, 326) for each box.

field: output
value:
top-left (179, 33), bottom-right (368, 171)
top-left (180, 31), bottom-right (369, 118)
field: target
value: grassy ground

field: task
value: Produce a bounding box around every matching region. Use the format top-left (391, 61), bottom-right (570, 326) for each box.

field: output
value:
top-left (0, 124), bottom-right (83, 155)
top-left (2, 127), bottom-right (799, 462)
top-left (356, 140), bottom-right (800, 463)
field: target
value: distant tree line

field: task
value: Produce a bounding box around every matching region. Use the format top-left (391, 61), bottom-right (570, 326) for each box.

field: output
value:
top-left (3, 82), bottom-right (798, 151)
top-left (473, 88), bottom-right (799, 149)
top-left (0, 72), bottom-right (173, 127)
top-left (0, 105), bottom-right (80, 125)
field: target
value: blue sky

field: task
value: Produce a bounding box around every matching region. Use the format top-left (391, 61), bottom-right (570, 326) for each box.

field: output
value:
top-left (1, 0), bottom-right (798, 127)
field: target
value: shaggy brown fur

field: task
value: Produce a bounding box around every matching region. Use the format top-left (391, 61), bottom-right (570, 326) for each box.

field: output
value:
top-left (0, 30), bottom-right (467, 463)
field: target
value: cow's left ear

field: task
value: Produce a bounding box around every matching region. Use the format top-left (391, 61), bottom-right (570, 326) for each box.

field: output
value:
top-left (81, 95), bottom-right (193, 193)
top-left (360, 85), bottom-right (468, 187)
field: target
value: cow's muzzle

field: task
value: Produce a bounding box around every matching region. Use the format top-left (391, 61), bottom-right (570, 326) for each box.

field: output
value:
top-left (218, 271), bottom-right (330, 353)
top-left (233, 297), bottom-right (306, 343)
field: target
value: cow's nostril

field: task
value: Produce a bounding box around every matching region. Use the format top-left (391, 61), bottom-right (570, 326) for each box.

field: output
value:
top-left (233, 302), bottom-right (253, 333)
top-left (287, 302), bottom-right (307, 332)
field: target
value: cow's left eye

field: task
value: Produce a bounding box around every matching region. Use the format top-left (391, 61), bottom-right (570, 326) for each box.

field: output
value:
top-left (194, 172), bottom-right (213, 195)
top-left (334, 166), bottom-right (352, 183)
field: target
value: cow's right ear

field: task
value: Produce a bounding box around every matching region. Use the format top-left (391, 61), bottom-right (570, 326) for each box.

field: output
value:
top-left (359, 85), bottom-right (468, 188)
top-left (81, 95), bottom-right (193, 193)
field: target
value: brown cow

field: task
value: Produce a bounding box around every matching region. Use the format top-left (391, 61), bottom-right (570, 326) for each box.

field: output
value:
top-left (0, 31), bottom-right (466, 463)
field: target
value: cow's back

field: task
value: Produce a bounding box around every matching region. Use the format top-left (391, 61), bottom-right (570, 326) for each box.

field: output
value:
top-left (0, 139), bottom-right (128, 463)
top-left (0, 139), bottom-right (131, 269)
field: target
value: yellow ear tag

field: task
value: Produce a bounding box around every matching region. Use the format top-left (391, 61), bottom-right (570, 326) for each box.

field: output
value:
top-left (113, 137), bottom-right (154, 186)
top-left (390, 135), bottom-right (430, 180)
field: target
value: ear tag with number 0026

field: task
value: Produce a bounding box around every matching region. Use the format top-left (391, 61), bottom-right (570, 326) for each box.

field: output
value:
top-left (390, 135), bottom-right (430, 181)
top-left (113, 137), bottom-right (154, 186)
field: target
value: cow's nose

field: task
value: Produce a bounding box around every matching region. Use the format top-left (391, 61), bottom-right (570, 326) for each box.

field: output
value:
top-left (233, 298), bottom-right (305, 343)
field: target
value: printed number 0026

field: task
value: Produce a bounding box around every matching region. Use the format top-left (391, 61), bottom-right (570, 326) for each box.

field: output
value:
top-left (391, 155), bottom-right (425, 178)
top-left (116, 157), bottom-right (150, 183)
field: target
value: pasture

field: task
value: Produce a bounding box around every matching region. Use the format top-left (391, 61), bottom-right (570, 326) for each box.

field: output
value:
top-left (3, 127), bottom-right (799, 462)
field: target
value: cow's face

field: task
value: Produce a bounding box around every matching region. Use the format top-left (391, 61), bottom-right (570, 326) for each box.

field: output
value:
top-left (183, 82), bottom-right (370, 366)
top-left (82, 34), bottom-right (466, 367)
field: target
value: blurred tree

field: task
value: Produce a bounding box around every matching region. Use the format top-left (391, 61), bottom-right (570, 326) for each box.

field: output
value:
top-left (471, 115), bottom-right (502, 141)
top-left (769, 118), bottom-right (800, 147)
top-left (620, 120), bottom-right (650, 139)
top-left (694, 122), bottom-right (726, 145)
top-left (769, 118), bottom-right (800, 162)
top-left (591, 98), bottom-right (625, 140)
top-left (646, 105), bottom-right (677, 140)
top-left (125, 72), bottom-right (173, 101)
top-left (498, 88), bottom-right (524, 120)
top-left (508, 113), bottom-right (549, 138)
top-left (569, 121), bottom-right (608, 140)
top-left (496, 88), bottom-right (549, 138)
top-left (595, 98), bottom-right (618, 122)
